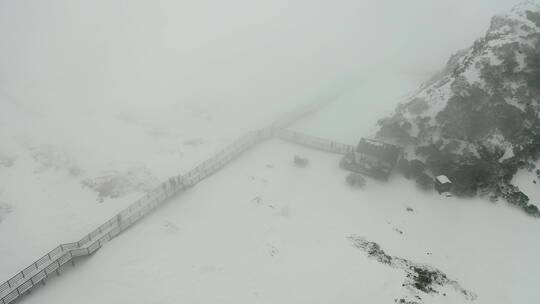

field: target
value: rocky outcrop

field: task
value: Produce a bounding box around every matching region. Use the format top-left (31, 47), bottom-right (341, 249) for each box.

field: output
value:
top-left (376, 1), bottom-right (540, 216)
top-left (348, 235), bottom-right (476, 303)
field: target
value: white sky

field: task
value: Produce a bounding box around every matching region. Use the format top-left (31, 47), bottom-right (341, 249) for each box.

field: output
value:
top-left (0, 0), bottom-right (528, 114)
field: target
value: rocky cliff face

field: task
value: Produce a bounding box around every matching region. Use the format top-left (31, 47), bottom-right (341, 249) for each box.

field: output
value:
top-left (377, 1), bottom-right (540, 215)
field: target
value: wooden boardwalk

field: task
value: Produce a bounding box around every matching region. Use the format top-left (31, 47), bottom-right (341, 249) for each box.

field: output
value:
top-left (0, 99), bottom-right (351, 304)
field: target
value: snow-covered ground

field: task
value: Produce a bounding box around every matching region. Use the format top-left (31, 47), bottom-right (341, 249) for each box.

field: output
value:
top-left (0, 93), bottom-right (299, 278)
top-left (513, 162), bottom-right (540, 208)
top-left (1, 68), bottom-right (539, 304)
top-left (17, 139), bottom-right (540, 304)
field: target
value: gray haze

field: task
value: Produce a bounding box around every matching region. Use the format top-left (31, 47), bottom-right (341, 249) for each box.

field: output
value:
top-left (0, 0), bottom-right (525, 115)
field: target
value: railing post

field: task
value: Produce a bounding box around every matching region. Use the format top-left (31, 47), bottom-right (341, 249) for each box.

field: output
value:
top-left (56, 260), bottom-right (61, 276)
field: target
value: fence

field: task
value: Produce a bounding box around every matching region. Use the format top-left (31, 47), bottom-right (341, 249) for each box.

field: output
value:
top-left (0, 108), bottom-right (347, 303)
top-left (0, 128), bottom-right (272, 304)
top-left (0, 181), bottom-right (176, 303)
top-left (275, 129), bottom-right (354, 155)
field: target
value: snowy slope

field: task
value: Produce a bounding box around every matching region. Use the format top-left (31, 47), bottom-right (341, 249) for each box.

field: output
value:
top-left (17, 139), bottom-right (540, 304)
top-left (2, 50), bottom-right (539, 304)
top-left (0, 94), bottom-right (307, 279)
top-left (1, 2), bottom-right (540, 303)
top-left (2, 69), bottom-right (539, 303)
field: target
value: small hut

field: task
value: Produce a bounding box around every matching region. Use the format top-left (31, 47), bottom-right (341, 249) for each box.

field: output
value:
top-left (340, 138), bottom-right (402, 179)
top-left (434, 175), bottom-right (452, 194)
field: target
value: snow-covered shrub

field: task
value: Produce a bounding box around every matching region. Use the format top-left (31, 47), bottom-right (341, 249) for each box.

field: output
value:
top-left (407, 98), bottom-right (429, 115)
top-left (399, 159), bottom-right (426, 180)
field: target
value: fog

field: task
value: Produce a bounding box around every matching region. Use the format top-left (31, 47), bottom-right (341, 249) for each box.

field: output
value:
top-left (0, 0), bottom-right (523, 117)
top-left (2, 2), bottom-right (540, 303)
top-left (0, 0), bottom-right (528, 174)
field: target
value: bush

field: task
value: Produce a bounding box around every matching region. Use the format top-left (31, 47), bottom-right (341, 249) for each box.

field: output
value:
top-left (377, 115), bottom-right (413, 144)
top-left (346, 173), bottom-right (366, 188)
top-left (409, 160), bottom-right (426, 178)
top-left (507, 190), bottom-right (529, 207)
top-left (524, 204), bottom-right (539, 216)
top-left (416, 173), bottom-right (433, 190)
top-left (407, 98), bottom-right (429, 115)
top-left (398, 159), bottom-right (412, 179)
top-left (399, 159), bottom-right (427, 180)
top-left (526, 10), bottom-right (540, 27)
top-left (293, 155), bottom-right (309, 167)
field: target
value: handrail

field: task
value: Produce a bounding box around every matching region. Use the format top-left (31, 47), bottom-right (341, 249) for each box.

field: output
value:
top-left (0, 128), bottom-right (270, 304)
top-left (0, 99), bottom-right (339, 303)
top-left (275, 129), bottom-right (354, 155)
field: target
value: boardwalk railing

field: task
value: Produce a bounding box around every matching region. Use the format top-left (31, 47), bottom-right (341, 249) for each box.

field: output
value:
top-left (0, 100), bottom-right (347, 303)
top-left (276, 129), bottom-right (354, 155)
top-left (0, 175), bottom-right (185, 303)
top-left (0, 128), bottom-right (272, 304)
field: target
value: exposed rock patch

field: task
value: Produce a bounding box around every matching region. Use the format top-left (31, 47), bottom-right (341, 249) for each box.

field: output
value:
top-left (348, 235), bottom-right (476, 303)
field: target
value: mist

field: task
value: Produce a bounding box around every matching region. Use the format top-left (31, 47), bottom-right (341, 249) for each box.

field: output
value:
top-left (0, 0), bottom-right (523, 117)
top-left (0, 0), bottom-right (527, 179)
top-left (2, 1), bottom-right (540, 303)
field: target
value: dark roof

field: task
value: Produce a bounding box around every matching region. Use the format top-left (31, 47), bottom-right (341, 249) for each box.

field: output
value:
top-left (356, 138), bottom-right (401, 164)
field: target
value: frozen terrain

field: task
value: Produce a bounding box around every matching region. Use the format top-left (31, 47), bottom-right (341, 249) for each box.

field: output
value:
top-left (1, 70), bottom-right (539, 303)
top-left (16, 139), bottom-right (540, 304)
top-left (1, 1), bottom-right (540, 302)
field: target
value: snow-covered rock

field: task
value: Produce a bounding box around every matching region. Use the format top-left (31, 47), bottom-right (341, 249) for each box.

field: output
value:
top-left (377, 1), bottom-right (540, 214)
